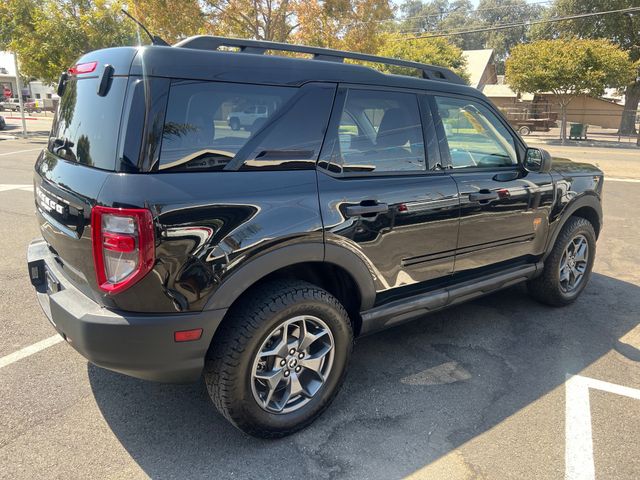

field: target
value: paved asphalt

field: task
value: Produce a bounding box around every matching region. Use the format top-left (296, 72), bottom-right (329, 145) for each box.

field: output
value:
top-left (0, 134), bottom-right (639, 480)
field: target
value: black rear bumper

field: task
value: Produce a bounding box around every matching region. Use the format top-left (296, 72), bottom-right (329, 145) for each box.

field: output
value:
top-left (27, 239), bottom-right (226, 383)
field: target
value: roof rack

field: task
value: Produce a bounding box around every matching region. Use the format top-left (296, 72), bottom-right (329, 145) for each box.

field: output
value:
top-left (173, 36), bottom-right (465, 85)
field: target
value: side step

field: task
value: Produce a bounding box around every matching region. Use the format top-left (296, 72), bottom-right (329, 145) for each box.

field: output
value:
top-left (360, 262), bottom-right (543, 336)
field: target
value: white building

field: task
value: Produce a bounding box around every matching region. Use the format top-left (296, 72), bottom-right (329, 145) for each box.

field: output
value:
top-left (0, 51), bottom-right (58, 108)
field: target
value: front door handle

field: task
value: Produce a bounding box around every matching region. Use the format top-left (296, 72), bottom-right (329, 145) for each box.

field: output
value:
top-left (468, 191), bottom-right (499, 202)
top-left (345, 202), bottom-right (389, 217)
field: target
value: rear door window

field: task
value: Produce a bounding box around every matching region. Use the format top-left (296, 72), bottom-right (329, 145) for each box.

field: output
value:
top-left (320, 88), bottom-right (426, 174)
top-left (48, 77), bottom-right (128, 170)
top-left (158, 81), bottom-right (296, 171)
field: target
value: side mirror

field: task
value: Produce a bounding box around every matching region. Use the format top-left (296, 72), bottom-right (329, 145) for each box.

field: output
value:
top-left (524, 147), bottom-right (552, 173)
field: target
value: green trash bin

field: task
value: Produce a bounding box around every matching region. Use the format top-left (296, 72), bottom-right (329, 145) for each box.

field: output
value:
top-left (569, 123), bottom-right (588, 140)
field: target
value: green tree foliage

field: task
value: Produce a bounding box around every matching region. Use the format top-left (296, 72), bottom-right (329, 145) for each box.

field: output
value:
top-left (376, 32), bottom-right (468, 81)
top-left (506, 39), bottom-right (636, 141)
top-left (288, 0), bottom-right (394, 53)
top-left (1, 0), bottom-right (136, 83)
top-left (126, 0), bottom-right (206, 43)
top-left (532, 0), bottom-right (640, 134)
top-left (398, 0), bottom-right (544, 73)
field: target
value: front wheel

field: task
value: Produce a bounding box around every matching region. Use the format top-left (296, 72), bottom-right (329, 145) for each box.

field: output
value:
top-left (528, 216), bottom-right (596, 306)
top-left (204, 280), bottom-right (353, 438)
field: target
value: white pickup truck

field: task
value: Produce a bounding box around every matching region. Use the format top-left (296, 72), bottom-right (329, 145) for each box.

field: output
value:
top-left (227, 105), bottom-right (269, 131)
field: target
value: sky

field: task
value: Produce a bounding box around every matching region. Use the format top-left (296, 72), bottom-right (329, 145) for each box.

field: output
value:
top-left (0, 52), bottom-right (16, 76)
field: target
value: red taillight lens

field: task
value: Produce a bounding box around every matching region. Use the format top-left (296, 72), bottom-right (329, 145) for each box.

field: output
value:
top-left (91, 206), bottom-right (155, 294)
top-left (68, 61), bottom-right (97, 75)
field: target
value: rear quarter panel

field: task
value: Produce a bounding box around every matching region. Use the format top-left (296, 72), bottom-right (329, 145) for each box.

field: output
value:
top-left (97, 170), bottom-right (323, 313)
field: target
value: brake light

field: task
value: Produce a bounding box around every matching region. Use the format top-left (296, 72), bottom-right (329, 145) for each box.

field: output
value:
top-left (91, 206), bottom-right (155, 294)
top-left (68, 61), bottom-right (97, 75)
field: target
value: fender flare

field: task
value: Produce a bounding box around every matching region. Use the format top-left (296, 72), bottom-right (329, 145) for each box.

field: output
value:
top-left (543, 193), bottom-right (602, 260)
top-left (203, 242), bottom-right (377, 312)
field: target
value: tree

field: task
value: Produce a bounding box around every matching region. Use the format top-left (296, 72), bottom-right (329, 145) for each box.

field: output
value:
top-left (398, 0), bottom-right (485, 51)
top-left (126, 0), bottom-right (205, 43)
top-left (532, 0), bottom-right (640, 135)
top-left (203, 0), bottom-right (298, 42)
top-left (398, 0), bottom-right (546, 73)
top-left (476, 0), bottom-right (544, 74)
top-left (293, 0), bottom-right (394, 53)
top-left (506, 39), bottom-right (636, 142)
top-left (1, 0), bottom-right (135, 83)
top-left (376, 32), bottom-right (468, 81)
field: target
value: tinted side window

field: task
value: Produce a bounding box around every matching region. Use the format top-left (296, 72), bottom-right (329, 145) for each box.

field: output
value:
top-left (238, 83), bottom-right (336, 170)
top-left (434, 96), bottom-right (517, 169)
top-left (159, 81), bottom-right (296, 171)
top-left (322, 89), bottom-right (426, 174)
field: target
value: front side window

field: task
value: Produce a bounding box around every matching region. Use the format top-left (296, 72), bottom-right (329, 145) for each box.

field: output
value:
top-left (322, 89), bottom-right (426, 174)
top-left (434, 96), bottom-right (517, 169)
top-left (159, 81), bottom-right (296, 171)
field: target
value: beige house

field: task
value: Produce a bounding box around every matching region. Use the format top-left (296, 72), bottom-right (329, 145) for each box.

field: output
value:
top-left (463, 48), bottom-right (626, 129)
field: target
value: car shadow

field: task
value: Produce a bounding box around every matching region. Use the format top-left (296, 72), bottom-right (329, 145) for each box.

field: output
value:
top-left (89, 272), bottom-right (639, 479)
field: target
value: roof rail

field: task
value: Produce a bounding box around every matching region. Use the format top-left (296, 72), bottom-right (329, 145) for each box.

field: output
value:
top-left (173, 36), bottom-right (465, 85)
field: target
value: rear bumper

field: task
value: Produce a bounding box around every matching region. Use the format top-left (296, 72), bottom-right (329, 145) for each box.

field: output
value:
top-left (27, 239), bottom-right (227, 383)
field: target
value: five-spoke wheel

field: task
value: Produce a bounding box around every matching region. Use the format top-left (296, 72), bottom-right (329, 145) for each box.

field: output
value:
top-left (251, 315), bottom-right (334, 414)
top-left (559, 234), bottom-right (589, 293)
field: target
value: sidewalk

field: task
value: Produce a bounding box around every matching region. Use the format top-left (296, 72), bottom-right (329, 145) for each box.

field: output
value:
top-left (525, 126), bottom-right (639, 150)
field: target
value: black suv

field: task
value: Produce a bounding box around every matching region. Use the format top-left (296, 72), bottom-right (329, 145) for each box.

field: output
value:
top-left (27, 37), bottom-right (603, 438)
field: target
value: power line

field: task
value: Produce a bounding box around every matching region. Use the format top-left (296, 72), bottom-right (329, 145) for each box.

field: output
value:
top-left (410, 6), bottom-right (640, 39)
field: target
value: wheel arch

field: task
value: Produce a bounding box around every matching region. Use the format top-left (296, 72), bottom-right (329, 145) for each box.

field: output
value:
top-left (203, 242), bottom-right (377, 336)
top-left (544, 194), bottom-right (602, 260)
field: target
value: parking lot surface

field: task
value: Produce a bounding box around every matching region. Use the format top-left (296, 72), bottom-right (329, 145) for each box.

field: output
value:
top-left (0, 136), bottom-right (638, 479)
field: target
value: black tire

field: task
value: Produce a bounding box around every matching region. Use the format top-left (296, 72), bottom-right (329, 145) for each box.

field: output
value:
top-left (229, 117), bottom-right (240, 131)
top-left (528, 216), bottom-right (596, 307)
top-left (518, 125), bottom-right (531, 136)
top-left (204, 280), bottom-right (353, 438)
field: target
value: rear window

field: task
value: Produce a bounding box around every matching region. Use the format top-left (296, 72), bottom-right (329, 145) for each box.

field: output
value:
top-left (159, 81), bottom-right (296, 171)
top-left (48, 77), bottom-right (128, 170)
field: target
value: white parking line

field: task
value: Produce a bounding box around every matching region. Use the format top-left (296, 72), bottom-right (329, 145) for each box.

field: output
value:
top-left (0, 184), bottom-right (33, 192)
top-left (606, 177), bottom-right (640, 183)
top-left (0, 148), bottom-right (42, 156)
top-left (565, 374), bottom-right (640, 480)
top-left (0, 335), bottom-right (64, 370)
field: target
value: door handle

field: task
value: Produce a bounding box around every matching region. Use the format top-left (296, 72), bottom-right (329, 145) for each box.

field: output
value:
top-left (468, 191), bottom-right (499, 202)
top-left (345, 202), bottom-right (389, 217)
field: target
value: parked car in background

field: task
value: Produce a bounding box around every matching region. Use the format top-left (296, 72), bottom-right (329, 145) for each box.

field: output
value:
top-left (24, 100), bottom-right (42, 113)
top-left (1, 98), bottom-right (21, 112)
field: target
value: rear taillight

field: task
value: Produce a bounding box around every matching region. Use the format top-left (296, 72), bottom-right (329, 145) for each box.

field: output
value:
top-left (91, 206), bottom-right (155, 294)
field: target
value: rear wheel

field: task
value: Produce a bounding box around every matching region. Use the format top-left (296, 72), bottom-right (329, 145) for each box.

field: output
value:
top-left (528, 216), bottom-right (596, 306)
top-left (518, 125), bottom-right (531, 136)
top-left (229, 117), bottom-right (240, 130)
top-left (204, 280), bottom-right (353, 438)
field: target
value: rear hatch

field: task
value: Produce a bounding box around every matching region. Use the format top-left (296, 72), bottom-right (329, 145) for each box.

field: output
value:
top-left (34, 48), bottom-right (137, 302)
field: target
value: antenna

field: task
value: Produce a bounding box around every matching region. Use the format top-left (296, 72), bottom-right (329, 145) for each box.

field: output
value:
top-left (121, 9), bottom-right (169, 46)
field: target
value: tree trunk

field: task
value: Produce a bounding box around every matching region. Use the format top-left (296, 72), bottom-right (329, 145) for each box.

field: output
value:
top-left (619, 81), bottom-right (640, 136)
top-left (560, 103), bottom-right (567, 144)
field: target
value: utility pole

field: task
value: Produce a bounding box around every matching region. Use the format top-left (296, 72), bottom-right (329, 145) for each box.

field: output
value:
top-left (12, 52), bottom-right (27, 138)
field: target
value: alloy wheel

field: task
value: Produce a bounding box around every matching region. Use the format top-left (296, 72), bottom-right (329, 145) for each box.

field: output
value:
top-left (559, 234), bottom-right (589, 293)
top-left (251, 315), bottom-right (334, 414)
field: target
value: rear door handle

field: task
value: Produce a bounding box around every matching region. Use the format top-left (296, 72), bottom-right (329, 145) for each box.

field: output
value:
top-left (345, 202), bottom-right (389, 217)
top-left (468, 192), bottom-right (499, 202)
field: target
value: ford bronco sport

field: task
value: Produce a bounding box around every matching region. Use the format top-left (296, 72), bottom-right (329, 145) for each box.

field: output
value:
top-left (27, 37), bottom-right (603, 438)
